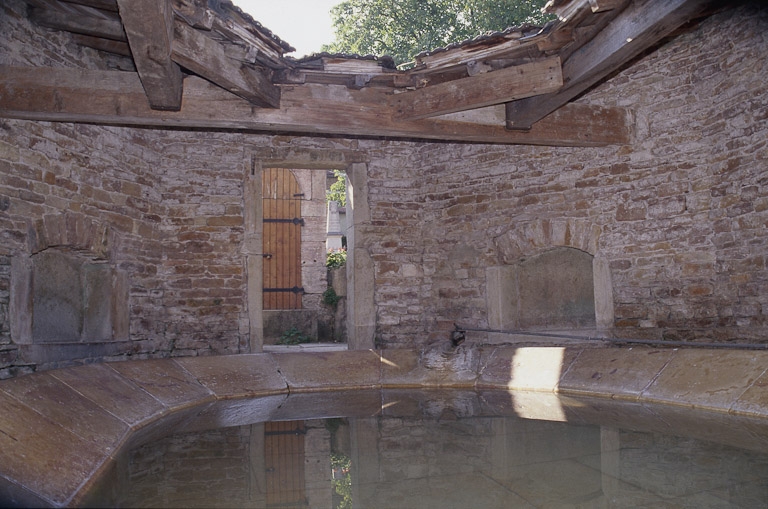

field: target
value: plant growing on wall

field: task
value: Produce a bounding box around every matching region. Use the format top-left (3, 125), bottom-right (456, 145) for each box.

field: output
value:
top-left (326, 170), bottom-right (347, 207)
top-left (326, 247), bottom-right (347, 268)
top-left (331, 452), bottom-right (352, 509)
top-left (277, 327), bottom-right (313, 345)
top-left (323, 287), bottom-right (341, 309)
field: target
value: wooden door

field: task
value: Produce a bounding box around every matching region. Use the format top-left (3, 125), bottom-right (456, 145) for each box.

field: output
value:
top-left (264, 421), bottom-right (307, 508)
top-left (262, 168), bottom-right (303, 310)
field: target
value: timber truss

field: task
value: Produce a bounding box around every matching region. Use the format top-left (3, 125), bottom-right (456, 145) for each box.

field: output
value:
top-left (1, 0), bottom-right (721, 146)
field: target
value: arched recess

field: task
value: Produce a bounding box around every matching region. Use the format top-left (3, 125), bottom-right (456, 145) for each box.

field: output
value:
top-left (10, 212), bottom-right (129, 349)
top-left (487, 219), bottom-right (614, 334)
top-left (244, 148), bottom-right (372, 353)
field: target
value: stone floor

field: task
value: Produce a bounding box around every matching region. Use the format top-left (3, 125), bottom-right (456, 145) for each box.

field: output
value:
top-left (1, 344), bottom-right (768, 507)
top-left (263, 342), bottom-right (348, 353)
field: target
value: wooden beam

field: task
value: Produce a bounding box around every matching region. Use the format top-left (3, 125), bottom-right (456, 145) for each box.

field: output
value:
top-left (393, 56), bottom-right (563, 121)
top-left (72, 34), bottom-right (131, 57)
top-left (29, 5), bottom-right (125, 40)
top-left (116, 0), bottom-right (182, 111)
top-left (0, 66), bottom-right (632, 146)
top-left (506, 0), bottom-right (715, 130)
top-left (171, 21), bottom-right (280, 108)
top-left (62, 0), bottom-right (119, 12)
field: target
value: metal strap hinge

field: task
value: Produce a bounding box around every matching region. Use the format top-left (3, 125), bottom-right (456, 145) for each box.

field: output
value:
top-left (263, 217), bottom-right (305, 225)
top-left (263, 286), bottom-right (305, 294)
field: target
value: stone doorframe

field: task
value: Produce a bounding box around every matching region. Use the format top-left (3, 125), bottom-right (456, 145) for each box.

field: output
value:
top-left (244, 147), bottom-right (374, 352)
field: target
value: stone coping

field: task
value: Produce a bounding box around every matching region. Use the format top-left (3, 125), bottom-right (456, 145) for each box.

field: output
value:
top-left (1, 345), bottom-right (768, 507)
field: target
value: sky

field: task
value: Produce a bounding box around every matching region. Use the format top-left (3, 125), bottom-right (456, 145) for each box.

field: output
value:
top-left (232, 0), bottom-right (341, 58)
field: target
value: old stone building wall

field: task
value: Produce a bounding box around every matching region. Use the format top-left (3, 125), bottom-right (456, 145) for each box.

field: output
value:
top-left (364, 4), bottom-right (768, 347)
top-left (1, 1), bottom-right (767, 376)
top-left (150, 132), bottom-right (250, 357)
top-left (0, 1), bottom-right (335, 374)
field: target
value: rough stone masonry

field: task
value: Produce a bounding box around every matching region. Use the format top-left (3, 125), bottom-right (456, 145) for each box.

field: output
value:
top-left (0, 1), bottom-right (767, 377)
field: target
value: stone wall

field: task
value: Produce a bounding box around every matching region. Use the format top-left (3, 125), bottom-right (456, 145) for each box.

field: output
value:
top-left (364, 4), bottom-right (768, 347)
top-left (1, 2), bottom-right (767, 376)
top-left (152, 131), bottom-right (250, 356)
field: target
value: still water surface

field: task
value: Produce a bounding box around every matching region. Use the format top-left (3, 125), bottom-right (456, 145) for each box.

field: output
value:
top-left (90, 390), bottom-right (768, 508)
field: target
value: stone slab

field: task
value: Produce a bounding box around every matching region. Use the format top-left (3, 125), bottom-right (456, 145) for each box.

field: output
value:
top-left (558, 347), bottom-right (675, 400)
top-left (271, 350), bottom-right (381, 391)
top-left (731, 366), bottom-right (768, 418)
top-left (378, 348), bottom-right (423, 386)
top-left (0, 391), bottom-right (107, 507)
top-left (107, 358), bottom-right (215, 410)
top-left (2, 348), bottom-right (768, 508)
top-left (0, 372), bottom-right (128, 451)
top-left (379, 346), bottom-right (480, 388)
top-left (478, 346), bottom-right (580, 391)
top-left (642, 349), bottom-right (767, 412)
top-left (174, 353), bottom-right (287, 399)
top-left (50, 363), bottom-right (166, 427)
top-left (0, 475), bottom-right (51, 509)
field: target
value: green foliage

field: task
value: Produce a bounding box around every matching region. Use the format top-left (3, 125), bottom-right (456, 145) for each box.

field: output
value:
top-left (324, 0), bottom-right (554, 67)
top-left (326, 247), bottom-right (347, 268)
top-left (277, 327), bottom-right (313, 345)
top-left (331, 452), bottom-right (352, 509)
top-left (323, 287), bottom-right (342, 308)
top-left (326, 170), bottom-right (347, 207)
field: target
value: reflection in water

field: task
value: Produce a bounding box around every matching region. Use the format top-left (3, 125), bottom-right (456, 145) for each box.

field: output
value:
top-left (92, 390), bottom-right (768, 508)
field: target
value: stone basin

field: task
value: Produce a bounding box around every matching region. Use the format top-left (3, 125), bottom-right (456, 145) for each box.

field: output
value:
top-left (1, 345), bottom-right (768, 507)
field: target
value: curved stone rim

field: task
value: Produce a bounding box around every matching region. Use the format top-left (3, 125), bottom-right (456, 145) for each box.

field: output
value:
top-left (1, 345), bottom-right (767, 507)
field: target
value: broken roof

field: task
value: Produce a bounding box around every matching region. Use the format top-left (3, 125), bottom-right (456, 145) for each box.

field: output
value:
top-left (1, 0), bottom-right (722, 146)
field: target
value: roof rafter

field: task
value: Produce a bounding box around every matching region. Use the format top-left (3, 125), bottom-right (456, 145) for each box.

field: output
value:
top-left (393, 56), bottom-right (563, 121)
top-left (506, 0), bottom-right (717, 129)
top-left (116, 0), bottom-right (182, 111)
top-left (171, 20), bottom-right (280, 108)
top-left (0, 66), bottom-right (632, 147)
top-left (29, 2), bottom-right (125, 40)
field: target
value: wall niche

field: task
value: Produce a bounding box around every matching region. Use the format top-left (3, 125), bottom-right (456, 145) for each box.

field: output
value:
top-left (9, 213), bottom-right (130, 369)
top-left (487, 246), bottom-right (601, 333)
top-left (31, 249), bottom-right (121, 342)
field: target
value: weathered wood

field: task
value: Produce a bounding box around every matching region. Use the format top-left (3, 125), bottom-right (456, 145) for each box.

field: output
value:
top-left (413, 29), bottom-right (533, 70)
top-left (61, 0), bottom-right (119, 12)
top-left (0, 66), bottom-right (632, 146)
top-left (589, 0), bottom-right (624, 13)
top-left (116, 0), bottom-right (183, 111)
top-left (207, 9), bottom-right (291, 69)
top-left (506, 0), bottom-right (715, 129)
top-left (172, 20), bottom-right (280, 108)
top-left (262, 168), bottom-right (302, 310)
top-left (29, 5), bottom-right (125, 40)
top-left (72, 34), bottom-right (131, 57)
top-left (393, 56), bottom-right (563, 121)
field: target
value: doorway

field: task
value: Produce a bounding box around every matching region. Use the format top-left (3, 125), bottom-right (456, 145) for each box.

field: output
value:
top-left (262, 168), bottom-right (303, 310)
top-left (245, 152), bottom-right (371, 352)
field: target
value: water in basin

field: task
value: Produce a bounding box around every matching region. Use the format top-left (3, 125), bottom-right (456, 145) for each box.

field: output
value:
top-left (85, 389), bottom-right (768, 508)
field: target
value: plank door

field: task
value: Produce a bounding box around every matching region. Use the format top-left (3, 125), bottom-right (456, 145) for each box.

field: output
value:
top-left (262, 168), bottom-right (303, 310)
top-left (264, 420), bottom-right (307, 508)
